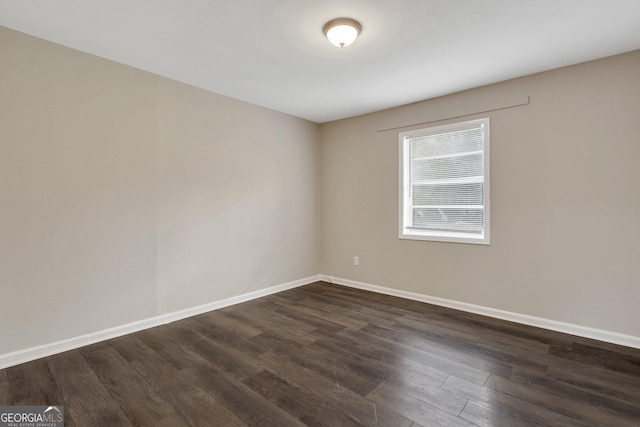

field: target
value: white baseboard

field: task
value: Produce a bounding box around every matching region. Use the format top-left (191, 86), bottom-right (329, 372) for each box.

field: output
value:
top-left (2, 272), bottom-right (638, 369)
top-left (320, 275), bottom-right (640, 350)
top-left (0, 275), bottom-right (323, 370)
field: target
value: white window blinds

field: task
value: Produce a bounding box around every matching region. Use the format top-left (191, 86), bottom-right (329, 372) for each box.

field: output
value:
top-left (399, 118), bottom-right (490, 244)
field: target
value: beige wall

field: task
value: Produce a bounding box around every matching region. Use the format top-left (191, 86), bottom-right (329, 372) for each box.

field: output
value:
top-left (0, 27), bottom-right (319, 355)
top-left (2, 24), bottom-right (639, 357)
top-left (319, 50), bottom-right (640, 337)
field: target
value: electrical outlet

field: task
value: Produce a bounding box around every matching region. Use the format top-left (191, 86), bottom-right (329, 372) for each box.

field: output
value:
top-left (353, 256), bottom-right (359, 266)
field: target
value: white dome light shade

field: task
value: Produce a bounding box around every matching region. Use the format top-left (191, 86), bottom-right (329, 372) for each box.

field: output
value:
top-left (323, 18), bottom-right (361, 48)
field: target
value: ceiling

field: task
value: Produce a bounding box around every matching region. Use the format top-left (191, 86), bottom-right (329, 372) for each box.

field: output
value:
top-left (1, 1), bottom-right (639, 123)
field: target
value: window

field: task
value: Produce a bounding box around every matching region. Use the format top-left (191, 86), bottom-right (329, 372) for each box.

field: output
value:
top-left (399, 118), bottom-right (490, 244)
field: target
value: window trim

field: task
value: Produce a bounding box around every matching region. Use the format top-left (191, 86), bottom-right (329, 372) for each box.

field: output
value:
top-left (398, 118), bottom-right (490, 245)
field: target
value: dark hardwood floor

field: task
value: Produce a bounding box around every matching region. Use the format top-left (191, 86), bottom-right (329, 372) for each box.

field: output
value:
top-left (1, 281), bottom-right (639, 426)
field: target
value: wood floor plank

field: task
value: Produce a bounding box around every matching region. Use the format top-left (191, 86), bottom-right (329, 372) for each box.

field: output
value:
top-left (251, 298), bottom-right (347, 334)
top-left (47, 351), bottom-right (132, 426)
top-left (509, 368), bottom-right (640, 423)
top-left (82, 345), bottom-right (187, 426)
top-left (294, 288), bottom-right (370, 312)
top-left (182, 316), bottom-right (266, 358)
top-left (338, 288), bottom-right (552, 354)
top-left (253, 331), bottom-right (391, 396)
top-left (460, 398), bottom-right (592, 427)
top-left (187, 333), bottom-right (265, 381)
top-left (476, 331), bottom-right (551, 354)
top-left (2, 281), bottom-right (638, 426)
top-left (294, 291), bottom-right (396, 329)
top-left (383, 371), bottom-right (466, 413)
top-left (224, 300), bottom-right (317, 334)
top-left (0, 383), bottom-right (10, 406)
top-left (140, 325), bottom-right (304, 426)
top-left (461, 400), bottom-right (533, 427)
top-left (243, 369), bottom-right (363, 427)
top-left (544, 351), bottom-right (640, 391)
top-left (135, 327), bottom-right (206, 370)
top-left (545, 365), bottom-right (640, 406)
top-left (314, 327), bottom-right (482, 396)
top-left (442, 375), bottom-right (587, 427)
top-left (254, 325), bottom-right (319, 349)
top-left (269, 294), bottom-right (369, 330)
top-left (77, 341), bottom-right (113, 354)
top-left (159, 322), bottom-right (202, 346)
top-left (259, 350), bottom-right (414, 427)
top-left (382, 323), bottom-right (516, 377)
top-left (223, 305), bottom-right (318, 346)
top-left (313, 283), bottom-right (574, 352)
top-left (485, 373), bottom-right (639, 426)
top-left (308, 282), bottom-right (426, 315)
top-left (323, 287), bottom-right (505, 355)
top-left (549, 342), bottom-right (640, 376)
top-left (272, 287), bottom-right (309, 302)
top-left (0, 369), bottom-right (12, 406)
top-left (182, 363), bottom-right (305, 427)
top-left (308, 339), bottom-right (395, 394)
top-left (367, 383), bottom-right (474, 427)
top-left (135, 326), bottom-right (301, 426)
top-left (320, 289), bottom-right (427, 323)
top-left (248, 329), bottom-right (312, 354)
top-left (195, 310), bottom-right (264, 338)
top-left (571, 335), bottom-right (640, 358)
top-left (110, 334), bottom-right (246, 426)
top-left (140, 325), bottom-right (265, 382)
top-left (471, 334), bottom-right (553, 368)
top-left (7, 359), bottom-right (64, 407)
top-left (349, 324), bottom-right (491, 385)
top-left (427, 305), bottom-right (573, 348)
top-left (381, 311), bottom-right (484, 345)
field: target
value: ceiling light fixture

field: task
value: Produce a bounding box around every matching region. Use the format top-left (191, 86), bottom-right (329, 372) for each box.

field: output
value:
top-left (323, 18), bottom-right (361, 48)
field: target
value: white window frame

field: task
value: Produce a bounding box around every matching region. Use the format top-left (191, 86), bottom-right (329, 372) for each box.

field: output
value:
top-left (399, 118), bottom-right (490, 245)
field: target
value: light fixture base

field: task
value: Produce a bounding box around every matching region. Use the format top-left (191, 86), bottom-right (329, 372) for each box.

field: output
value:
top-left (323, 18), bottom-right (362, 48)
